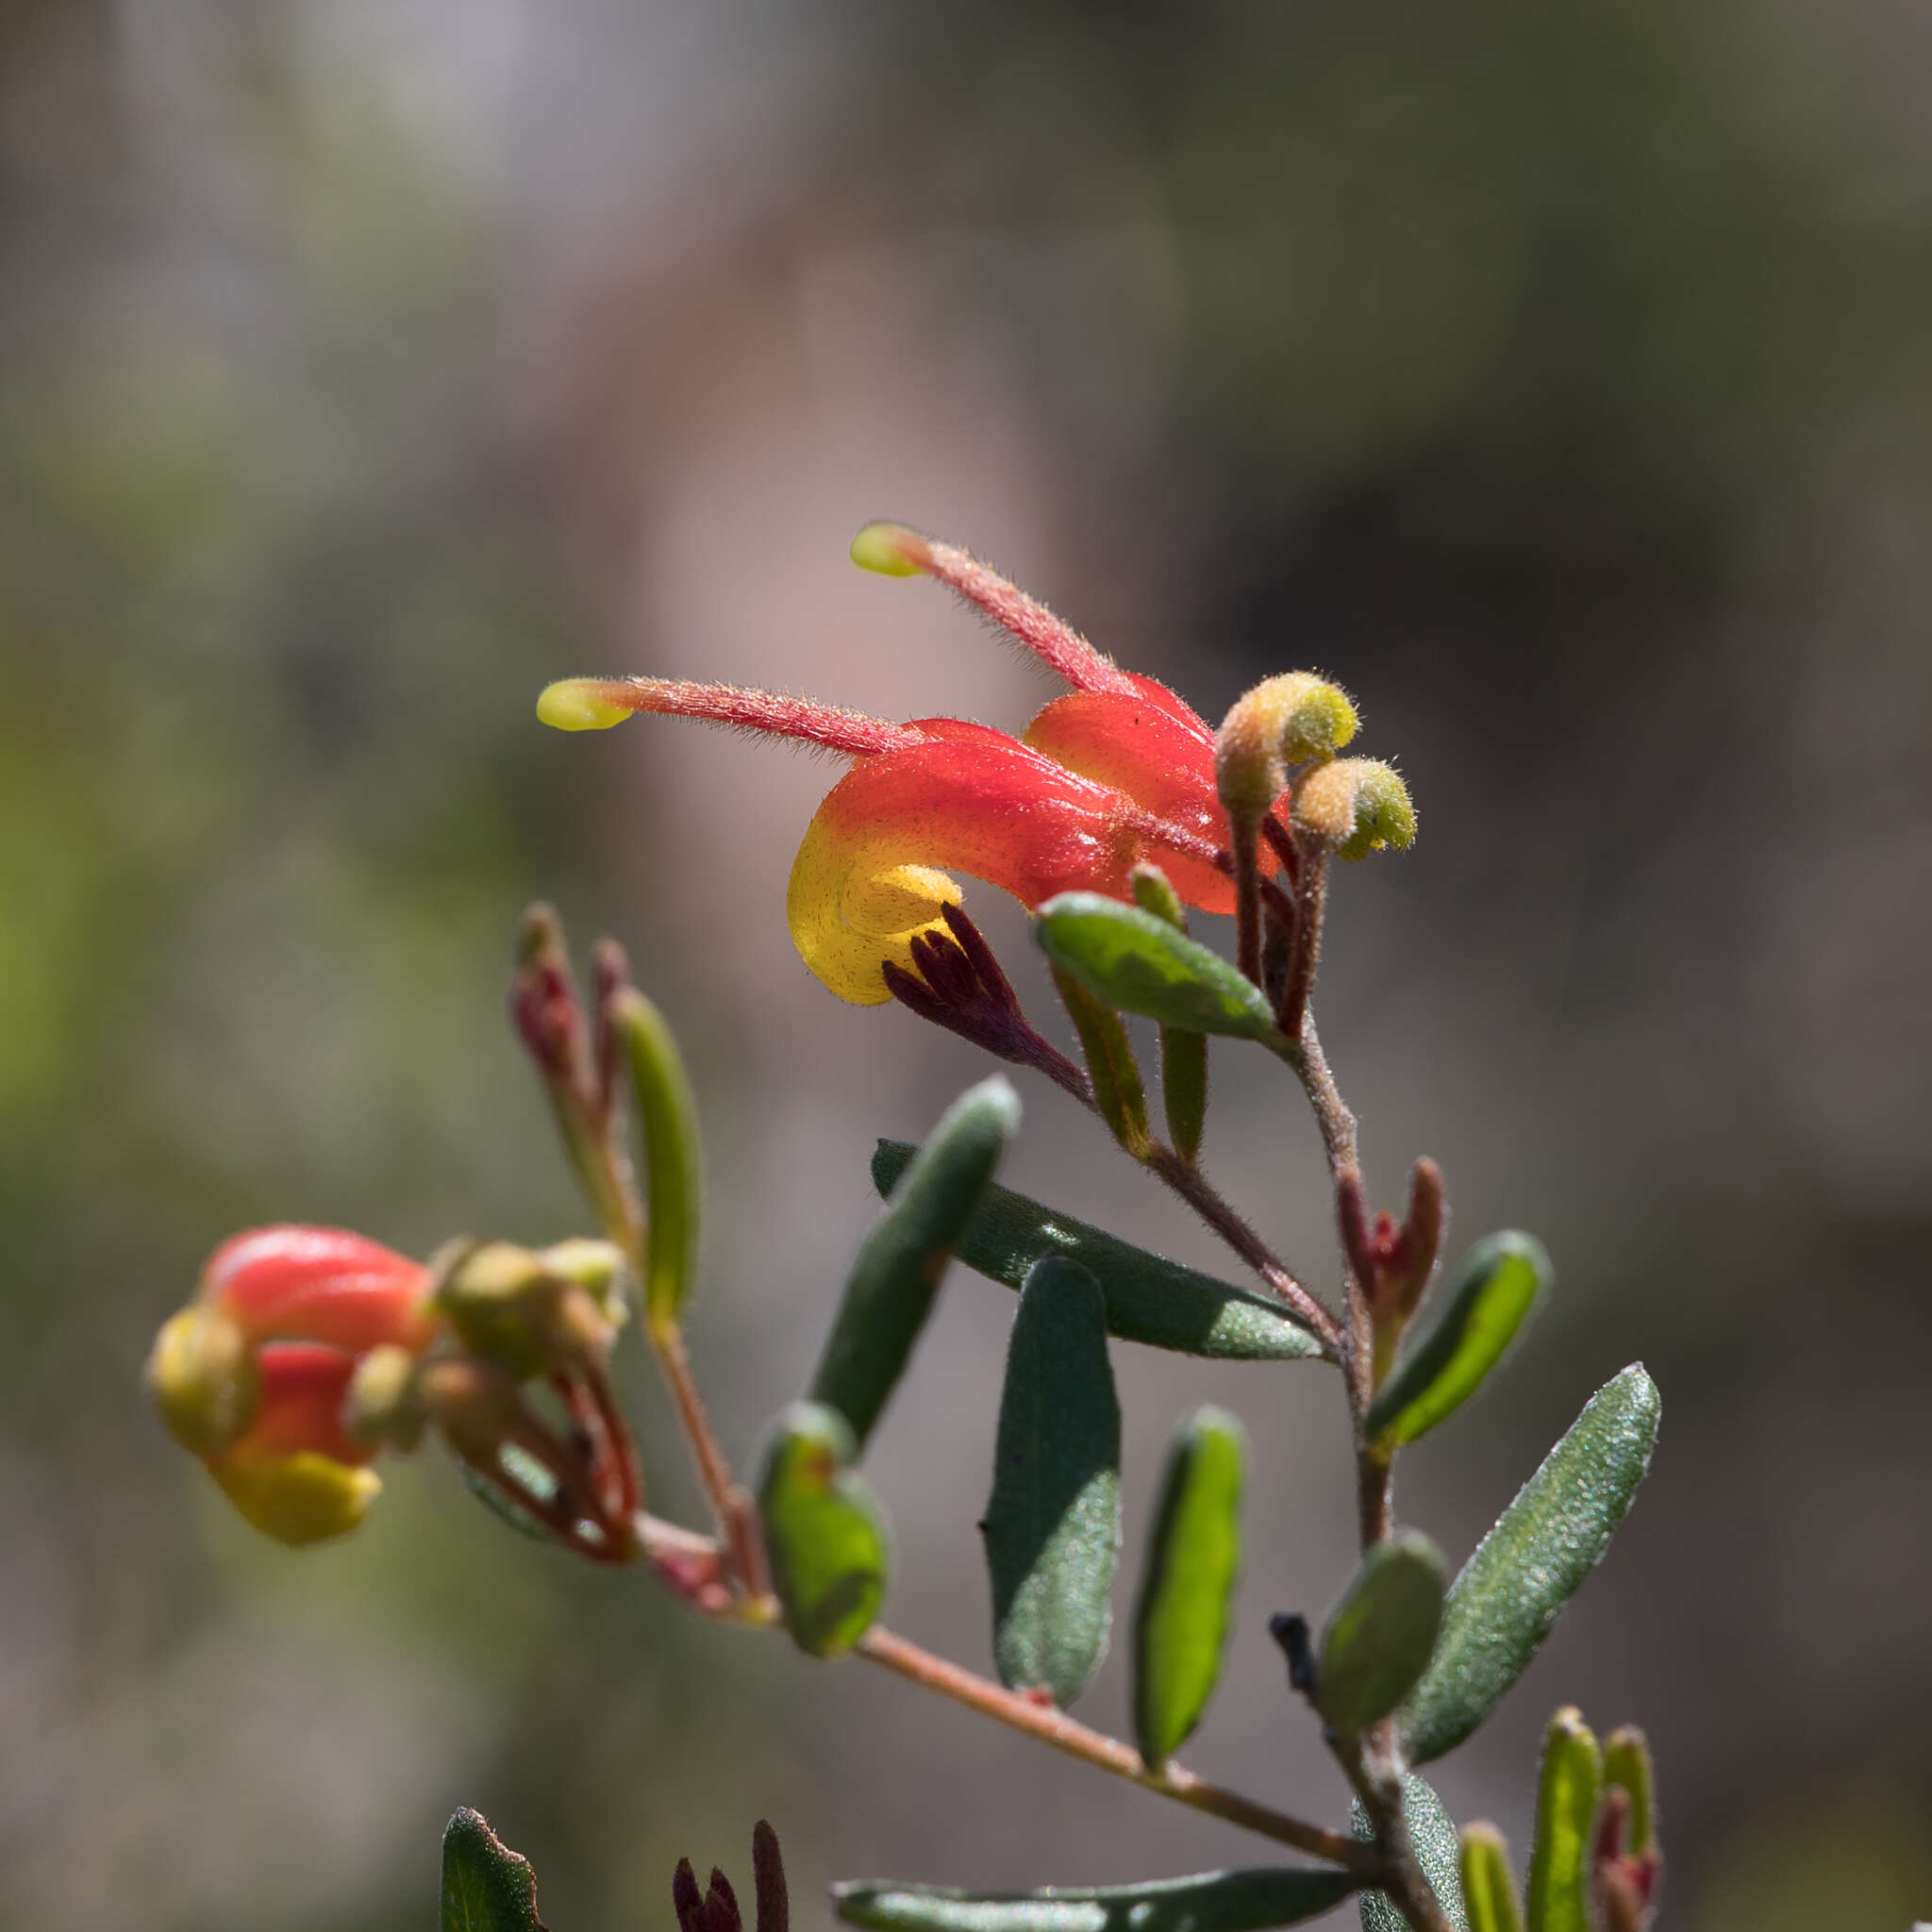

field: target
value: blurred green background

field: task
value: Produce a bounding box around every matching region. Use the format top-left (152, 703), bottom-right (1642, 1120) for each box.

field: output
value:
top-left (3, 1), bottom-right (1928, 1926)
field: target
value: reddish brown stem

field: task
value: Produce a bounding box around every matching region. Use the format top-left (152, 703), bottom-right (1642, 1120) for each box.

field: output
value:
top-left (855, 1626), bottom-right (1385, 1879)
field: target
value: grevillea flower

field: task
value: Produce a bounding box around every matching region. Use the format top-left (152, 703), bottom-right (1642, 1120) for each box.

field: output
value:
top-left (538, 524), bottom-right (1356, 1004)
top-left (147, 1226), bottom-right (438, 1545)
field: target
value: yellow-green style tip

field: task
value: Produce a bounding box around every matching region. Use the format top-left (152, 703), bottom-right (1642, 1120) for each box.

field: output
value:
top-left (849, 521), bottom-right (925, 576)
top-left (537, 679), bottom-right (635, 731)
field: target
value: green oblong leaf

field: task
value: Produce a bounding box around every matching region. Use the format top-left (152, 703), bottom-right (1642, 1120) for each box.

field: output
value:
top-left (1034, 893), bottom-right (1285, 1045)
top-left (1401, 1365), bottom-right (1662, 1764)
top-left (810, 1078), bottom-right (1021, 1449)
top-left (1353, 1775), bottom-right (1469, 1932)
top-left (441, 1808), bottom-right (544, 1932)
top-left (1459, 1826), bottom-right (1524, 1932)
top-left (1133, 1407), bottom-right (1247, 1769)
top-left (1130, 867), bottom-right (1210, 1163)
top-left (1366, 1234), bottom-right (1552, 1450)
top-left (1601, 1726), bottom-right (1657, 1855)
top-left (758, 1401), bottom-right (891, 1658)
top-left (984, 1256), bottom-right (1122, 1707)
top-left (833, 1867), bottom-right (1357, 1932)
top-left (1318, 1529), bottom-right (1447, 1734)
top-left (611, 986), bottom-right (703, 1329)
top-left (872, 1143), bottom-right (1323, 1363)
top-left (1052, 965), bottom-right (1151, 1156)
top-left (1524, 1708), bottom-right (1602, 1932)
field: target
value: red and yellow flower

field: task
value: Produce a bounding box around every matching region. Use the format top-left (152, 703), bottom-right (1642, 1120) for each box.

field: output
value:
top-left (538, 522), bottom-right (1362, 1003)
top-left (146, 1226), bottom-right (437, 1544)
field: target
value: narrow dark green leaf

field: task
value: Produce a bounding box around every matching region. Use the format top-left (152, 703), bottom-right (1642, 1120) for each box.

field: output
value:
top-left (1458, 1826), bottom-right (1524, 1932)
top-left (611, 987), bottom-right (702, 1328)
top-left (1401, 1366), bottom-right (1662, 1764)
top-left (1034, 893), bottom-right (1286, 1045)
top-left (811, 1078), bottom-right (1021, 1449)
top-left (983, 1257), bottom-right (1122, 1707)
top-left (1365, 1235), bottom-right (1552, 1450)
top-left (441, 1808), bottom-right (545, 1932)
top-left (1601, 1726), bottom-right (1657, 1854)
top-left (1130, 867), bottom-right (1209, 1163)
top-left (1317, 1530), bottom-right (1447, 1734)
top-left (1353, 1776), bottom-right (1469, 1932)
top-left (1133, 1407), bottom-right (1247, 1768)
top-left (834, 1868), bottom-right (1357, 1932)
top-left (873, 1143), bottom-right (1323, 1363)
top-left (1052, 965), bottom-right (1151, 1155)
top-left (758, 1402), bottom-right (891, 1657)
top-left (1524, 1708), bottom-right (1601, 1932)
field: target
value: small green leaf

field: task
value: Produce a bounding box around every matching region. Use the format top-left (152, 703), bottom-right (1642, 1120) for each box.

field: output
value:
top-left (833, 1867), bottom-right (1357, 1932)
top-left (1401, 1366), bottom-right (1662, 1764)
top-left (983, 1257), bottom-right (1122, 1707)
top-left (1130, 867), bottom-right (1209, 1163)
top-left (1133, 1407), bottom-right (1247, 1768)
top-left (1318, 1530), bottom-right (1447, 1734)
top-left (1459, 1825), bottom-right (1524, 1932)
top-left (1366, 1234), bottom-right (1552, 1450)
top-left (441, 1808), bottom-right (545, 1932)
top-left (1524, 1708), bottom-right (1602, 1932)
top-left (1052, 965), bottom-right (1151, 1156)
top-left (1353, 1775), bottom-right (1469, 1932)
top-left (610, 987), bottom-right (702, 1329)
top-left (1601, 1726), bottom-right (1657, 1854)
top-left (758, 1402), bottom-right (891, 1657)
top-left (1034, 893), bottom-right (1286, 1045)
top-left (872, 1143), bottom-right (1323, 1363)
top-left (811, 1078), bottom-right (1020, 1449)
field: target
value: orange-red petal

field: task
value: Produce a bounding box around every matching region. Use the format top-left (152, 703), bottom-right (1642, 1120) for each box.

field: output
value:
top-left (204, 1226), bottom-right (438, 1355)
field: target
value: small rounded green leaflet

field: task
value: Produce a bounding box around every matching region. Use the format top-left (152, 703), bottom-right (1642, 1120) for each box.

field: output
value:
top-left (1601, 1726), bottom-right (1657, 1854)
top-left (833, 1867), bottom-right (1357, 1932)
top-left (1399, 1365), bottom-right (1662, 1765)
top-left (1524, 1708), bottom-right (1602, 1932)
top-left (871, 1142), bottom-right (1323, 1363)
top-left (810, 1077), bottom-right (1020, 1450)
top-left (983, 1257), bottom-right (1122, 1708)
top-left (441, 1807), bottom-right (543, 1932)
top-left (1317, 1529), bottom-right (1447, 1734)
top-left (1352, 1775), bottom-right (1469, 1932)
top-left (1133, 1407), bottom-right (1247, 1768)
top-left (758, 1402), bottom-right (891, 1658)
top-left (1365, 1233), bottom-right (1552, 1450)
top-left (1457, 1826), bottom-right (1524, 1932)
top-left (611, 986), bottom-right (703, 1328)
top-left (1033, 894), bottom-right (1285, 1044)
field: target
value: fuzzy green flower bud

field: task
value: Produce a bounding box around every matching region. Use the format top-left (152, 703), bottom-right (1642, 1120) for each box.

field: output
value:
top-left (1291, 758), bottom-right (1416, 860)
top-left (1214, 673), bottom-right (1359, 822)
top-left (433, 1241), bottom-right (619, 1381)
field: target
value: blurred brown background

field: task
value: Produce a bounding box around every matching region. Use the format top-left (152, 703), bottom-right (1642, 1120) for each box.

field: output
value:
top-left (2, 1), bottom-right (1928, 1926)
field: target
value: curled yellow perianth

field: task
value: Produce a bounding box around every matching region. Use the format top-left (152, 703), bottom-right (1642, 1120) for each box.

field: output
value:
top-left (787, 805), bottom-right (961, 1004)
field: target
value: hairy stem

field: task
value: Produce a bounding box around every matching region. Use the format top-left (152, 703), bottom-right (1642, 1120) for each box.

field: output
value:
top-left (855, 1625), bottom-right (1386, 1880)
top-left (1145, 1144), bottom-right (1342, 1353)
